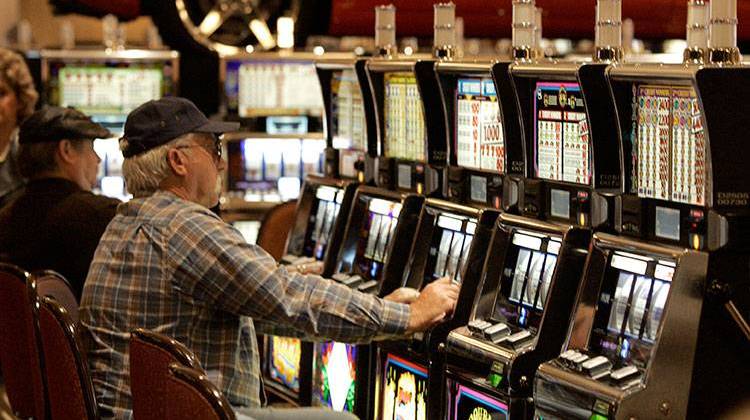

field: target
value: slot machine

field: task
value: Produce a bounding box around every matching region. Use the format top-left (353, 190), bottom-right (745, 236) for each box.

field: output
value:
top-left (534, 1), bottom-right (750, 418)
top-left (39, 49), bottom-right (179, 201)
top-left (441, 1), bottom-right (625, 418)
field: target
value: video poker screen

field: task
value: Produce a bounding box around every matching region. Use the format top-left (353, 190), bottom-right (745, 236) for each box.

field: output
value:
top-left (347, 196), bottom-right (402, 281)
top-left (266, 336), bottom-right (302, 393)
top-left (380, 353), bottom-right (428, 420)
top-left (533, 82), bottom-right (591, 185)
top-left (455, 77), bottom-right (505, 173)
top-left (589, 251), bottom-right (674, 369)
top-left (331, 69), bottom-right (367, 178)
top-left (302, 186), bottom-right (345, 260)
top-left (490, 230), bottom-right (562, 332)
top-left (312, 342), bottom-right (357, 412)
top-left (448, 380), bottom-right (508, 420)
top-left (631, 85), bottom-right (705, 206)
top-left (424, 212), bottom-right (477, 285)
top-left (383, 72), bottom-right (426, 162)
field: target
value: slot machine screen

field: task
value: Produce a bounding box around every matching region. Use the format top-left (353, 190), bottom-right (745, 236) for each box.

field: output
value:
top-left (312, 342), bottom-right (357, 412)
top-left (588, 251), bottom-right (674, 369)
top-left (631, 85), bottom-right (705, 207)
top-left (380, 353), bottom-right (428, 420)
top-left (224, 59), bottom-right (324, 118)
top-left (266, 336), bottom-right (302, 392)
top-left (303, 186), bottom-right (345, 260)
top-left (331, 69), bottom-right (367, 178)
top-left (232, 220), bottom-right (261, 244)
top-left (447, 380), bottom-right (509, 420)
top-left (455, 77), bottom-right (505, 172)
top-left (383, 72), bottom-right (426, 162)
top-left (490, 230), bottom-right (562, 332)
top-left (533, 82), bottom-right (590, 185)
top-left (424, 212), bottom-right (477, 285)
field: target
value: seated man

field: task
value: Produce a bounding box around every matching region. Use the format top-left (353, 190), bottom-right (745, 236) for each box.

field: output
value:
top-left (0, 107), bottom-right (119, 299)
top-left (80, 97), bottom-right (458, 420)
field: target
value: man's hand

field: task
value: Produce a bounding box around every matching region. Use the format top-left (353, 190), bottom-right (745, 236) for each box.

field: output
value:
top-left (384, 287), bottom-right (420, 304)
top-left (406, 277), bottom-right (459, 333)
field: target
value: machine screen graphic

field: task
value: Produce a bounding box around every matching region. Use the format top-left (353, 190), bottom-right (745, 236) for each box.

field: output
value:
top-left (267, 336), bottom-right (301, 392)
top-left (383, 72), bottom-right (426, 162)
top-left (312, 342), bottom-right (357, 412)
top-left (455, 77), bottom-right (504, 173)
top-left (350, 197), bottom-right (402, 281)
top-left (380, 353), bottom-right (428, 420)
top-left (331, 69), bottom-right (366, 178)
top-left (449, 383), bottom-right (509, 420)
top-left (633, 85), bottom-right (705, 206)
top-left (303, 186), bottom-right (344, 260)
top-left (425, 212), bottom-right (477, 284)
top-left (533, 82), bottom-right (590, 185)
top-left (589, 251), bottom-right (674, 368)
top-left (491, 231), bottom-right (562, 331)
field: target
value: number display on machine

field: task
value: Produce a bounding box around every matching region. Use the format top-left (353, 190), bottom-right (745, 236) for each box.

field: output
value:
top-left (589, 251), bottom-right (674, 369)
top-left (267, 336), bottom-right (302, 392)
top-left (534, 82), bottom-right (590, 185)
top-left (312, 342), bottom-right (357, 412)
top-left (384, 72), bottom-right (426, 162)
top-left (455, 77), bottom-right (505, 173)
top-left (380, 353), bottom-right (428, 420)
top-left (332, 69), bottom-right (367, 178)
top-left (305, 186), bottom-right (345, 260)
top-left (491, 231), bottom-right (562, 332)
top-left (427, 213), bottom-right (477, 284)
top-left (448, 382), bottom-right (509, 420)
top-left (632, 85), bottom-right (705, 206)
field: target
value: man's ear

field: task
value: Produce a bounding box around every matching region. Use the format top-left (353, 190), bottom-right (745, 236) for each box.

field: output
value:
top-left (57, 139), bottom-right (77, 165)
top-left (166, 148), bottom-right (189, 176)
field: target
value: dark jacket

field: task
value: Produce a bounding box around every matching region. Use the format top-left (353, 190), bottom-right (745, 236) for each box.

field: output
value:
top-left (0, 177), bottom-right (120, 300)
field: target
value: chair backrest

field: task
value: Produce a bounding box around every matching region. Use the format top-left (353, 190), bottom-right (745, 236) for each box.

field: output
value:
top-left (165, 364), bottom-right (236, 420)
top-left (256, 200), bottom-right (297, 261)
top-left (32, 270), bottom-right (79, 323)
top-left (129, 329), bottom-right (203, 420)
top-left (0, 263), bottom-right (46, 419)
top-left (37, 296), bottom-right (99, 420)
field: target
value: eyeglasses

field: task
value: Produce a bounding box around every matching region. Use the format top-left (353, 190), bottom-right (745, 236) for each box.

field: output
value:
top-left (174, 135), bottom-right (222, 162)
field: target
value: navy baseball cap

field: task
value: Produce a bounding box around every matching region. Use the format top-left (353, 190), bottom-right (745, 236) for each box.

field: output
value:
top-left (19, 106), bottom-right (111, 144)
top-left (121, 97), bottom-right (239, 158)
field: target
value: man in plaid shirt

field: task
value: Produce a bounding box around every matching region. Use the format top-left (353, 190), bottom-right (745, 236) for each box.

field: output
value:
top-left (79, 97), bottom-right (458, 419)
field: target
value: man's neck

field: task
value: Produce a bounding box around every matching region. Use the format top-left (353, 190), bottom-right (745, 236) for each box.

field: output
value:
top-left (162, 185), bottom-right (192, 203)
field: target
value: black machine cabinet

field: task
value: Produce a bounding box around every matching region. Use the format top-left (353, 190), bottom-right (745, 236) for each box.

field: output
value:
top-left (533, 64), bottom-right (750, 419)
top-left (364, 59), bottom-right (448, 197)
top-left (511, 61), bottom-right (622, 230)
top-left (443, 213), bottom-right (591, 419)
top-left (372, 198), bottom-right (501, 420)
top-left (434, 60), bottom-right (526, 213)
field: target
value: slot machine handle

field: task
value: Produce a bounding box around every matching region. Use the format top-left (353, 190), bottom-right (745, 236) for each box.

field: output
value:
top-left (708, 279), bottom-right (750, 343)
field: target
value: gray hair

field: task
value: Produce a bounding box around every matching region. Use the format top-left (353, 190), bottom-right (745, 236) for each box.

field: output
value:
top-left (120, 133), bottom-right (197, 198)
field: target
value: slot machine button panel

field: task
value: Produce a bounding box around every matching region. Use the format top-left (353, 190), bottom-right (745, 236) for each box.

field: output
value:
top-left (357, 280), bottom-right (379, 293)
top-left (581, 355), bottom-right (613, 378)
top-left (468, 319), bottom-right (493, 335)
top-left (503, 330), bottom-right (533, 349)
top-left (609, 365), bottom-right (641, 384)
top-left (341, 275), bottom-right (364, 288)
top-left (281, 254), bottom-right (302, 265)
top-left (483, 322), bottom-right (511, 343)
top-left (332, 273), bottom-right (351, 283)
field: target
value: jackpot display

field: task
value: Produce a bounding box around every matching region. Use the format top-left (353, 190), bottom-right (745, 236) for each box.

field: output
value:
top-left (384, 73), bottom-right (426, 162)
top-left (304, 186), bottom-right (345, 260)
top-left (534, 82), bottom-right (590, 185)
top-left (455, 78), bottom-right (505, 173)
top-left (426, 213), bottom-right (477, 283)
top-left (447, 381), bottom-right (509, 420)
top-left (331, 69), bottom-right (367, 178)
top-left (267, 336), bottom-right (302, 392)
top-left (632, 85), bottom-right (705, 206)
top-left (380, 353), bottom-right (428, 420)
top-left (312, 342), bottom-right (357, 412)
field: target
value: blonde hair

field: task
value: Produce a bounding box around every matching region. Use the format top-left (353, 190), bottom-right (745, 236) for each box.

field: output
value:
top-left (0, 48), bottom-right (38, 122)
top-left (120, 133), bottom-right (197, 198)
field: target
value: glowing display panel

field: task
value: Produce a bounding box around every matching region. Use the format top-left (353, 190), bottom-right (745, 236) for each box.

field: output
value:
top-left (491, 231), bottom-right (562, 333)
top-left (267, 336), bottom-right (302, 392)
top-left (456, 78), bottom-right (505, 172)
top-left (384, 73), bottom-right (426, 162)
top-left (589, 251), bottom-right (674, 369)
top-left (425, 212), bottom-right (477, 285)
top-left (534, 82), bottom-right (590, 185)
top-left (312, 342), bottom-right (357, 412)
top-left (449, 383), bottom-right (509, 420)
top-left (380, 354), bottom-right (428, 420)
top-left (633, 85), bottom-right (706, 206)
top-left (303, 186), bottom-right (345, 260)
top-left (332, 69), bottom-right (367, 178)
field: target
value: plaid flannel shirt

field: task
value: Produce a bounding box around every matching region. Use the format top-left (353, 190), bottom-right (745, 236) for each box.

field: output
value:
top-left (79, 191), bottom-right (410, 419)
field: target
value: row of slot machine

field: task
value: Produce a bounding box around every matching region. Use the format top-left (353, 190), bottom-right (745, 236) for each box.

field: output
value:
top-left (260, 1), bottom-right (750, 420)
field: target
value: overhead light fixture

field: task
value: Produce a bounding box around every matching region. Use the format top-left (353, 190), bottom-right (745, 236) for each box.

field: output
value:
top-left (277, 17), bottom-right (295, 49)
top-left (250, 18), bottom-right (276, 49)
top-left (199, 9), bottom-right (224, 36)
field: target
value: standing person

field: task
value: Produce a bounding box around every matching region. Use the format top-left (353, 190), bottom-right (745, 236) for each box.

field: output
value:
top-left (80, 97), bottom-right (459, 420)
top-left (0, 48), bottom-right (38, 207)
top-left (0, 107), bottom-right (120, 299)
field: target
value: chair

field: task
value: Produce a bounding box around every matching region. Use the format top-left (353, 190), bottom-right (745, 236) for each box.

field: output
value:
top-left (0, 263), bottom-right (46, 419)
top-left (165, 364), bottom-right (236, 420)
top-left (130, 329), bottom-right (202, 420)
top-left (31, 270), bottom-right (79, 323)
top-left (256, 200), bottom-right (297, 261)
top-left (37, 296), bottom-right (99, 420)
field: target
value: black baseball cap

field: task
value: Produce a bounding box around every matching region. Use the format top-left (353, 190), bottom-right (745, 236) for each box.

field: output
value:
top-left (19, 106), bottom-right (111, 144)
top-left (121, 97), bottom-right (239, 158)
